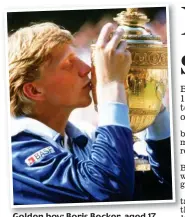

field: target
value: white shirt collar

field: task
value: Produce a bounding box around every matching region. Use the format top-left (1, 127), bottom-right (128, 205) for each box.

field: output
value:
top-left (11, 116), bottom-right (85, 141)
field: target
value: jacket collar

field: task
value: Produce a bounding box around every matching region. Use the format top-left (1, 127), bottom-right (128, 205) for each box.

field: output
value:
top-left (11, 116), bottom-right (86, 142)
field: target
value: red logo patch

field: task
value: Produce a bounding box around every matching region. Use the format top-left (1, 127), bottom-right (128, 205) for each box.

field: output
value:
top-left (25, 146), bottom-right (55, 166)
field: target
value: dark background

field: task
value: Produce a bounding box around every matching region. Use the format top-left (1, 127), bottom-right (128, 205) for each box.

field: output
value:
top-left (7, 7), bottom-right (166, 34)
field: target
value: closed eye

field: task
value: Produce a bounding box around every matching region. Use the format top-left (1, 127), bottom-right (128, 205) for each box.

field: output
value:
top-left (60, 54), bottom-right (76, 70)
top-left (61, 59), bottom-right (73, 70)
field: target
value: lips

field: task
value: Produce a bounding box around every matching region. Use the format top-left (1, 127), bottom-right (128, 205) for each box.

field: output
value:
top-left (83, 81), bottom-right (92, 89)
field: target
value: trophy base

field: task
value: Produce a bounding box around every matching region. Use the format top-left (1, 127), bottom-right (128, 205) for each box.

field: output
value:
top-left (135, 157), bottom-right (151, 171)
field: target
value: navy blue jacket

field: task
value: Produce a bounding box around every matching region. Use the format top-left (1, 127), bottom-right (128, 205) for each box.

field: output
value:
top-left (11, 103), bottom-right (172, 205)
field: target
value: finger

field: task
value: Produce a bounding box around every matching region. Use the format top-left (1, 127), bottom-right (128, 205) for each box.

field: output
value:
top-left (96, 23), bottom-right (116, 48)
top-left (116, 49), bottom-right (132, 67)
top-left (116, 40), bottom-right (128, 53)
top-left (107, 26), bottom-right (125, 50)
top-left (123, 50), bottom-right (132, 64)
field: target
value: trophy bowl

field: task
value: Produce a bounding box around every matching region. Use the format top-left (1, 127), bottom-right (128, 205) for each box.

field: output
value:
top-left (91, 8), bottom-right (168, 133)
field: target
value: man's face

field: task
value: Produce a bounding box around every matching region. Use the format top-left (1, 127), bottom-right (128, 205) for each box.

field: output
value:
top-left (35, 44), bottom-right (92, 109)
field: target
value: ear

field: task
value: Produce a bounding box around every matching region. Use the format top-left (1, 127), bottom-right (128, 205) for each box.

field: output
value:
top-left (23, 83), bottom-right (45, 101)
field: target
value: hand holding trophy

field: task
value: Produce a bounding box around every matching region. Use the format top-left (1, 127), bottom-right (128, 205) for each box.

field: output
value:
top-left (91, 8), bottom-right (168, 133)
top-left (94, 23), bottom-right (131, 85)
top-left (92, 23), bottom-right (132, 107)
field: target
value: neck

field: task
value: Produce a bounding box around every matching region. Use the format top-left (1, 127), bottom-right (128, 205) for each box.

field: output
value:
top-left (32, 104), bottom-right (73, 136)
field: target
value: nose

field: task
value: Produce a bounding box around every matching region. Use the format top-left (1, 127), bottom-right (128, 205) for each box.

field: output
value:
top-left (78, 59), bottom-right (91, 78)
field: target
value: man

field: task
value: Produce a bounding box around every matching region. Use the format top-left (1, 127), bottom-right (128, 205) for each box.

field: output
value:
top-left (9, 22), bottom-right (171, 205)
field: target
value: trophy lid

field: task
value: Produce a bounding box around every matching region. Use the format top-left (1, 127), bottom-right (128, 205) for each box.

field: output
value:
top-left (113, 8), bottom-right (162, 45)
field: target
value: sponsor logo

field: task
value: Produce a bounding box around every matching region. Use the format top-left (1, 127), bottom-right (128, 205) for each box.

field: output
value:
top-left (25, 146), bottom-right (55, 166)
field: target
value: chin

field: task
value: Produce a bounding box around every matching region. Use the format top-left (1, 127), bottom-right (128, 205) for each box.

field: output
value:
top-left (78, 96), bottom-right (92, 108)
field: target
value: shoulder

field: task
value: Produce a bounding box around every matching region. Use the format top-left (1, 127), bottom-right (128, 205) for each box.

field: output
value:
top-left (11, 117), bottom-right (63, 165)
top-left (12, 129), bottom-right (65, 170)
top-left (12, 130), bottom-right (51, 150)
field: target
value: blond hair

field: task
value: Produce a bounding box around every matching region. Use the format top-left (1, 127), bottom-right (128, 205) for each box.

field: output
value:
top-left (9, 22), bottom-right (73, 117)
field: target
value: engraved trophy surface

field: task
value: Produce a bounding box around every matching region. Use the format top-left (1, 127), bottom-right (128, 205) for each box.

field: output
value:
top-left (91, 8), bottom-right (168, 133)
